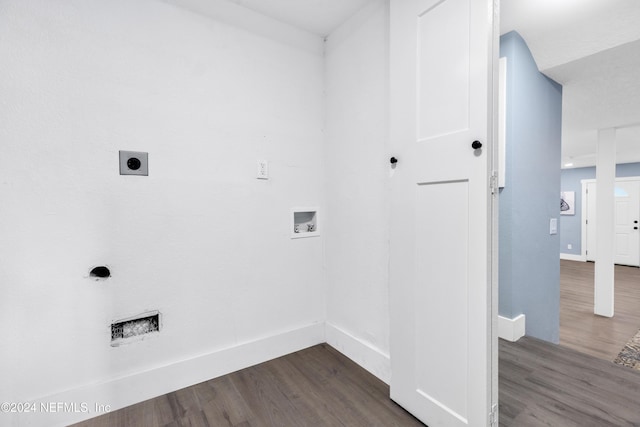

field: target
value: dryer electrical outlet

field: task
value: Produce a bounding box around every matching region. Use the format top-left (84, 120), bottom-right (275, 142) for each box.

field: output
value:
top-left (119, 151), bottom-right (148, 176)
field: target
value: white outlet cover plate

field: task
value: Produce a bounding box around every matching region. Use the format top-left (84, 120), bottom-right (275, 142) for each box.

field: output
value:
top-left (257, 160), bottom-right (268, 179)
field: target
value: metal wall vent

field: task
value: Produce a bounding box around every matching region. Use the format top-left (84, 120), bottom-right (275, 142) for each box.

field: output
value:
top-left (111, 312), bottom-right (160, 346)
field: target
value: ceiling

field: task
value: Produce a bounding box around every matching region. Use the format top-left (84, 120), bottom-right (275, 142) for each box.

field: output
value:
top-left (501, 0), bottom-right (640, 168)
top-left (168, 0), bottom-right (640, 169)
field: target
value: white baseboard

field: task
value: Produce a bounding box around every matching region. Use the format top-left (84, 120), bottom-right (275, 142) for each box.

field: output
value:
top-left (19, 323), bottom-right (325, 427)
top-left (325, 322), bottom-right (391, 384)
top-left (560, 253), bottom-right (586, 262)
top-left (498, 314), bottom-right (526, 342)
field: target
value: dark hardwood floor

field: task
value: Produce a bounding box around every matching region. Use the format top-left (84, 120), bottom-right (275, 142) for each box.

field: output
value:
top-left (560, 259), bottom-right (640, 361)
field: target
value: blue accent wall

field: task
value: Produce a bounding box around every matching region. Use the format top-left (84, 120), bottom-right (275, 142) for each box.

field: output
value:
top-left (560, 162), bottom-right (640, 255)
top-left (559, 166), bottom-right (594, 255)
top-left (499, 32), bottom-right (562, 343)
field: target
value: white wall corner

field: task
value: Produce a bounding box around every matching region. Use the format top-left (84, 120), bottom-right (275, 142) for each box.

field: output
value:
top-left (325, 322), bottom-right (391, 384)
top-left (560, 253), bottom-right (586, 262)
top-left (159, 0), bottom-right (324, 54)
top-left (21, 323), bottom-right (325, 427)
top-left (498, 314), bottom-right (526, 342)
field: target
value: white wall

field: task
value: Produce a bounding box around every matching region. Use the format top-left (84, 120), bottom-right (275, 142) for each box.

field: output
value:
top-left (0, 1), bottom-right (326, 425)
top-left (324, 0), bottom-right (392, 382)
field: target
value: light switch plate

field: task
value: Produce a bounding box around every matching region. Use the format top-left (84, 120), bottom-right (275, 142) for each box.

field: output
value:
top-left (550, 218), bottom-right (558, 235)
top-left (119, 151), bottom-right (148, 176)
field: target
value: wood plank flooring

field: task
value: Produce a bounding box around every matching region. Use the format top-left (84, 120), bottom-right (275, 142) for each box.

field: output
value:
top-left (71, 338), bottom-right (640, 427)
top-left (70, 344), bottom-right (424, 427)
top-left (499, 336), bottom-right (640, 427)
top-left (560, 259), bottom-right (640, 361)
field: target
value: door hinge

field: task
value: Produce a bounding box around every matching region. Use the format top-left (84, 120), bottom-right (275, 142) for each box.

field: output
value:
top-left (490, 171), bottom-right (499, 194)
top-left (489, 403), bottom-right (498, 427)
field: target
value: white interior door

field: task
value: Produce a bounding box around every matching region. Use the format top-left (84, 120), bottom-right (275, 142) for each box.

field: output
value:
top-left (389, 0), bottom-right (496, 426)
top-left (614, 181), bottom-right (639, 266)
top-left (585, 179), bottom-right (640, 266)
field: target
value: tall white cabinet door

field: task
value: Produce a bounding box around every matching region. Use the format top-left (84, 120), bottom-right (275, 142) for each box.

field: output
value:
top-left (389, 0), bottom-right (497, 426)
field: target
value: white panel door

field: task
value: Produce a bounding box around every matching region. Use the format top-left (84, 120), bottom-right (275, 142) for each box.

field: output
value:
top-left (614, 181), bottom-right (639, 266)
top-left (585, 180), bottom-right (640, 266)
top-left (389, 0), bottom-right (496, 426)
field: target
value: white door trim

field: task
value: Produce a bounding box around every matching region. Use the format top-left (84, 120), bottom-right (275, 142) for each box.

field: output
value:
top-left (581, 178), bottom-right (590, 261)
